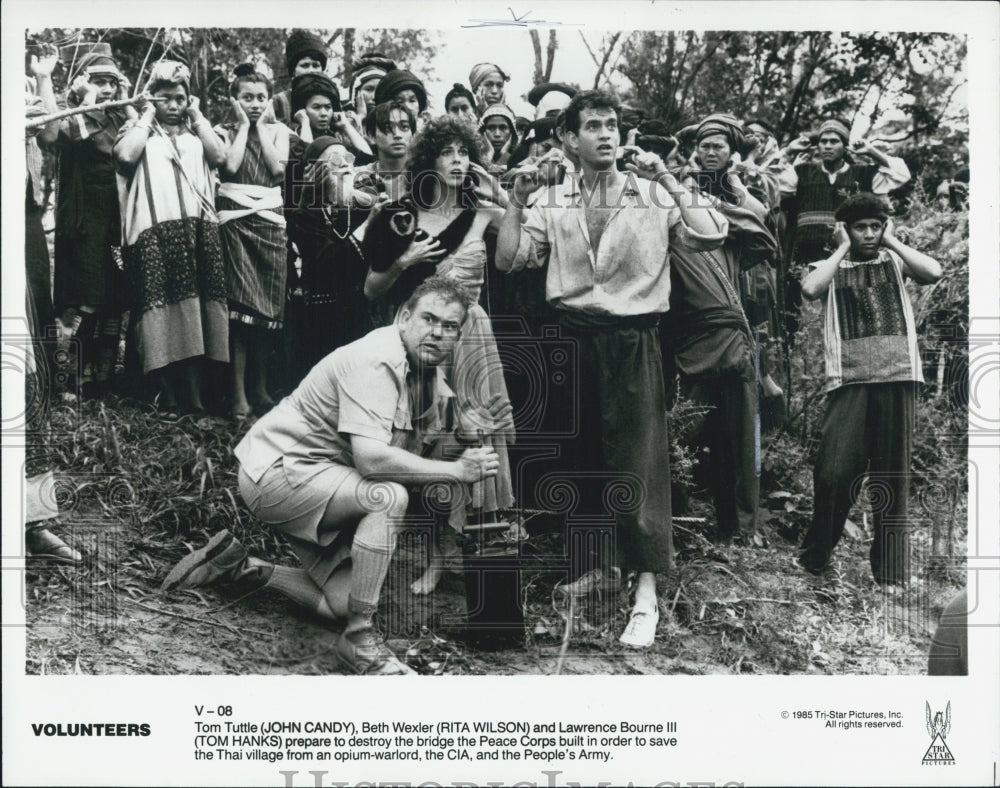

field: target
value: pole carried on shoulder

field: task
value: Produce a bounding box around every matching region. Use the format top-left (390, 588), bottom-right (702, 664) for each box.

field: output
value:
top-left (25, 95), bottom-right (166, 130)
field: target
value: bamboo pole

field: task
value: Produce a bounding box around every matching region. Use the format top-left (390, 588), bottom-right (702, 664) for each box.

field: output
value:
top-left (25, 95), bottom-right (163, 130)
top-left (132, 28), bottom-right (163, 99)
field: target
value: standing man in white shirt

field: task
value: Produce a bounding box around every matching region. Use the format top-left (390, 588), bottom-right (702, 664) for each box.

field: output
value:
top-left (496, 90), bottom-right (728, 648)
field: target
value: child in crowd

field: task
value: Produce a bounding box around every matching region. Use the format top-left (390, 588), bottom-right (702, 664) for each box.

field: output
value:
top-left (272, 29), bottom-right (329, 125)
top-left (798, 193), bottom-right (942, 584)
top-left (215, 65), bottom-right (290, 419)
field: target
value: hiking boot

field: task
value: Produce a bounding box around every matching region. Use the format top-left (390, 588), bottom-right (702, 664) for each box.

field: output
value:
top-left (160, 529), bottom-right (273, 593)
top-left (336, 629), bottom-right (417, 675)
top-left (556, 567), bottom-right (622, 598)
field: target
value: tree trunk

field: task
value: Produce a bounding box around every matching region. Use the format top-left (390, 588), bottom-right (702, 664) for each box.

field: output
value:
top-left (530, 30), bottom-right (544, 85)
top-left (545, 30), bottom-right (558, 82)
top-left (677, 33), bottom-right (727, 121)
top-left (662, 31), bottom-right (676, 121)
top-left (779, 36), bottom-right (822, 135)
top-left (591, 32), bottom-right (622, 89)
top-left (342, 28), bottom-right (355, 87)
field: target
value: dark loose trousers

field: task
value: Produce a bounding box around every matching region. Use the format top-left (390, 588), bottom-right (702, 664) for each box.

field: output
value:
top-left (801, 381), bottom-right (914, 583)
top-left (681, 372), bottom-right (759, 541)
top-left (25, 197), bottom-right (54, 343)
top-left (556, 315), bottom-right (673, 575)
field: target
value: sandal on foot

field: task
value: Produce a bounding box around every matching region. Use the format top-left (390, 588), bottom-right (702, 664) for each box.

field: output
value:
top-left (26, 528), bottom-right (82, 564)
top-left (336, 630), bottom-right (416, 675)
top-left (619, 607), bottom-right (659, 648)
top-left (556, 567), bottom-right (622, 598)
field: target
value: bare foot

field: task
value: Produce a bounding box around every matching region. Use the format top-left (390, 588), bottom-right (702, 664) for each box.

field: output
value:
top-left (410, 564), bottom-right (446, 596)
top-left (410, 548), bottom-right (461, 595)
top-left (761, 373), bottom-right (784, 399)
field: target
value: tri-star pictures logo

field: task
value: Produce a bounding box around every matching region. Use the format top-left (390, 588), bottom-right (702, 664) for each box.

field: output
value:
top-left (922, 701), bottom-right (955, 765)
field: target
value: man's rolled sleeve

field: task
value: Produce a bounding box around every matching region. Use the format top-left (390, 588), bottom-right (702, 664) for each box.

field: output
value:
top-left (511, 203), bottom-right (549, 271)
top-left (777, 161), bottom-right (798, 197)
top-left (336, 361), bottom-right (400, 443)
top-left (669, 200), bottom-right (729, 252)
top-left (510, 221), bottom-right (540, 271)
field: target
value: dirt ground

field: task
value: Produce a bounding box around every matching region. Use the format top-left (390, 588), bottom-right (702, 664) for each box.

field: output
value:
top-left (24, 434), bottom-right (963, 677)
top-left (21, 174), bottom-right (969, 678)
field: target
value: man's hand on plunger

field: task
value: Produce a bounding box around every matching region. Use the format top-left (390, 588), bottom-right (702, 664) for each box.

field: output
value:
top-left (455, 447), bottom-right (500, 483)
top-left (457, 393), bottom-right (513, 441)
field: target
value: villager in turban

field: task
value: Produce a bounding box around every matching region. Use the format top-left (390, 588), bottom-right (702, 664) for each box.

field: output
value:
top-left (696, 112), bottom-right (749, 156)
top-left (469, 62), bottom-right (509, 111)
top-left (374, 69), bottom-right (427, 114)
top-left (817, 118), bottom-right (851, 145)
top-left (290, 72), bottom-right (340, 115)
top-left (285, 29), bottom-right (328, 75)
top-left (351, 52), bottom-right (396, 106)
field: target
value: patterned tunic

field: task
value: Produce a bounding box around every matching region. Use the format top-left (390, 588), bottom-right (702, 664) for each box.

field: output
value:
top-left (814, 248), bottom-right (922, 391)
top-left (215, 124), bottom-right (287, 330)
top-left (115, 121), bottom-right (228, 373)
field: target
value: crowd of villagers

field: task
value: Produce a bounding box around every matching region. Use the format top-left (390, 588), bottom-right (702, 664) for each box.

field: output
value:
top-left (23, 30), bottom-right (959, 672)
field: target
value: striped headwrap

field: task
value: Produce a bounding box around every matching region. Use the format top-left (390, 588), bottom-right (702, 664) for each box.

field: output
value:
top-left (818, 118), bottom-right (850, 144)
top-left (146, 60), bottom-right (190, 94)
top-left (469, 63), bottom-right (509, 94)
top-left (696, 112), bottom-right (745, 149)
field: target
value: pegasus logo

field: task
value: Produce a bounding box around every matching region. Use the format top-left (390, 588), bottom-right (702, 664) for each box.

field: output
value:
top-left (922, 701), bottom-right (955, 766)
top-left (926, 702), bottom-right (951, 738)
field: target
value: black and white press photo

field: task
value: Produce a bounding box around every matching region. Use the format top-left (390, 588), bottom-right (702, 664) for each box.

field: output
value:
top-left (3, 3), bottom-right (997, 787)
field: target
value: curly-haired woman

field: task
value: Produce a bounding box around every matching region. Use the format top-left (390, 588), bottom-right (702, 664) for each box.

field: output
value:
top-left (362, 115), bottom-right (531, 592)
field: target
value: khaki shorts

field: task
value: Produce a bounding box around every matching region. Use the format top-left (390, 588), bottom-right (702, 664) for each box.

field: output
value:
top-left (238, 460), bottom-right (356, 587)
